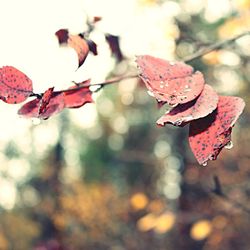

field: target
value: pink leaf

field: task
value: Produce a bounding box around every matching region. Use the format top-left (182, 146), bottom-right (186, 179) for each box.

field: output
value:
top-left (0, 66), bottom-right (33, 104)
top-left (55, 29), bottom-right (69, 44)
top-left (136, 55), bottom-right (205, 106)
top-left (64, 80), bottom-right (93, 108)
top-left (157, 84), bottom-right (218, 126)
top-left (68, 35), bottom-right (89, 68)
top-left (189, 96), bottom-right (245, 165)
top-left (38, 87), bottom-right (54, 114)
top-left (18, 93), bottom-right (65, 120)
top-left (105, 34), bottom-right (123, 62)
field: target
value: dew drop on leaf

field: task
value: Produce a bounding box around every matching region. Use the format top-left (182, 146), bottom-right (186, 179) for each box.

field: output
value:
top-left (174, 119), bottom-right (183, 126)
top-left (89, 84), bottom-right (102, 92)
top-left (202, 162), bottom-right (208, 166)
top-left (169, 103), bottom-right (178, 108)
top-left (225, 141), bottom-right (233, 149)
top-left (147, 90), bottom-right (155, 97)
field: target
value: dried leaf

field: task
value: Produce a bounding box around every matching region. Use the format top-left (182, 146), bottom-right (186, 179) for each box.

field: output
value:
top-left (189, 96), bottom-right (245, 165)
top-left (64, 80), bottom-right (93, 108)
top-left (55, 29), bottom-right (69, 44)
top-left (136, 55), bottom-right (205, 106)
top-left (157, 84), bottom-right (218, 126)
top-left (105, 34), bottom-right (123, 62)
top-left (38, 87), bottom-right (54, 114)
top-left (0, 66), bottom-right (33, 104)
top-left (18, 93), bottom-right (65, 120)
top-left (68, 35), bottom-right (89, 68)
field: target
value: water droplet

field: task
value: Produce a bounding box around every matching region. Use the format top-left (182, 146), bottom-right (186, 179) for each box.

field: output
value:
top-left (174, 119), bottom-right (183, 126)
top-left (202, 162), bottom-right (208, 166)
top-left (225, 141), bottom-right (233, 149)
top-left (147, 90), bottom-right (155, 97)
top-left (170, 61), bottom-right (175, 66)
top-left (208, 155), bottom-right (215, 161)
top-left (160, 85), bottom-right (164, 89)
top-left (185, 115), bottom-right (193, 121)
top-left (169, 102), bottom-right (178, 108)
top-left (184, 88), bottom-right (191, 93)
top-left (90, 84), bottom-right (102, 92)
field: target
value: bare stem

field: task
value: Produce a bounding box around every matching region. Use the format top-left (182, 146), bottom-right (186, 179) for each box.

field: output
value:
top-left (30, 30), bottom-right (250, 97)
top-left (183, 30), bottom-right (250, 63)
top-left (212, 175), bottom-right (250, 214)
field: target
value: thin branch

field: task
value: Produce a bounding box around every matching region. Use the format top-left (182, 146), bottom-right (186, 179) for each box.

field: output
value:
top-left (183, 30), bottom-right (250, 63)
top-left (30, 30), bottom-right (250, 98)
top-left (31, 74), bottom-right (138, 97)
top-left (29, 93), bottom-right (42, 99)
top-left (212, 175), bottom-right (250, 214)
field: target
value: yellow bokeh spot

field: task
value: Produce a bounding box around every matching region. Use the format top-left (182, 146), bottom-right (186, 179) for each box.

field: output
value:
top-left (137, 213), bottom-right (157, 232)
top-left (130, 192), bottom-right (148, 211)
top-left (218, 13), bottom-right (250, 39)
top-left (154, 212), bottom-right (176, 234)
top-left (234, 0), bottom-right (250, 10)
top-left (202, 51), bottom-right (220, 65)
top-left (190, 220), bottom-right (213, 241)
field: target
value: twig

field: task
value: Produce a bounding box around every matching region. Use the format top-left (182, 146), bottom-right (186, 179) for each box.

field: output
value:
top-left (30, 74), bottom-right (138, 97)
top-left (212, 175), bottom-right (250, 214)
top-left (30, 30), bottom-right (250, 98)
top-left (183, 30), bottom-right (250, 63)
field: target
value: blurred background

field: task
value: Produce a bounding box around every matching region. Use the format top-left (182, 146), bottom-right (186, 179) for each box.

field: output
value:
top-left (0, 0), bottom-right (250, 249)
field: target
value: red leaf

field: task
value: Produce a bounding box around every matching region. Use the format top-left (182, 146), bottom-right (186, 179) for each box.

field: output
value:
top-left (64, 80), bottom-right (93, 108)
top-left (105, 34), bottom-right (123, 62)
top-left (0, 66), bottom-right (33, 104)
top-left (86, 39), bottom-right (98, 55)
top-left (38, 87), bottom-right (54, 114)
top-left (55, 29), bottom-right (69, 44)
top-left (136, 55), bottom-right (205, 106)
top-left (157, 84), bottom-right (218, 126)
top-left (68, 35), bottom-right (89, 68)
top-left (189, 96), bottom-right (245, 165)
top-left (18, 93), bottom-right (65, 120)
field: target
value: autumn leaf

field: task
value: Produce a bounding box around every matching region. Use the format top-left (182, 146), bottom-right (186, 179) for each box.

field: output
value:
top-left (136, 55), bottom-right (205, 106)
top-left (105, 34), bottom-right (123, 62)
top-left (38, 87), bottom-right (54, 114)
top-left (86, 39), bottom-right (98, 56)
top-left (64, 80), bottom-right (93, 108)
top-left (157, 84), bottom-right (218, 127)
top-left (68, 35), bottom-right (89, 68)
top-left (189, 96), bottom-right (245, 165)
top-left (0, 66), bottom-right (33, 104)
top-left (55, 30), bottom-right (89, 68)
top-left (18, 92), bottom-right (65, 120)
top-left (55, 29), bottom-right (69, 44)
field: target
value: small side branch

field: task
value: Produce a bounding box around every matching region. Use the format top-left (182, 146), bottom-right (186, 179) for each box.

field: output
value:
top-left (212, 175), bottom-right (250, 214)
top-left (30, 30), bottom-right (250, 98)
top-left (183, 30), bottom-right (250, 63)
